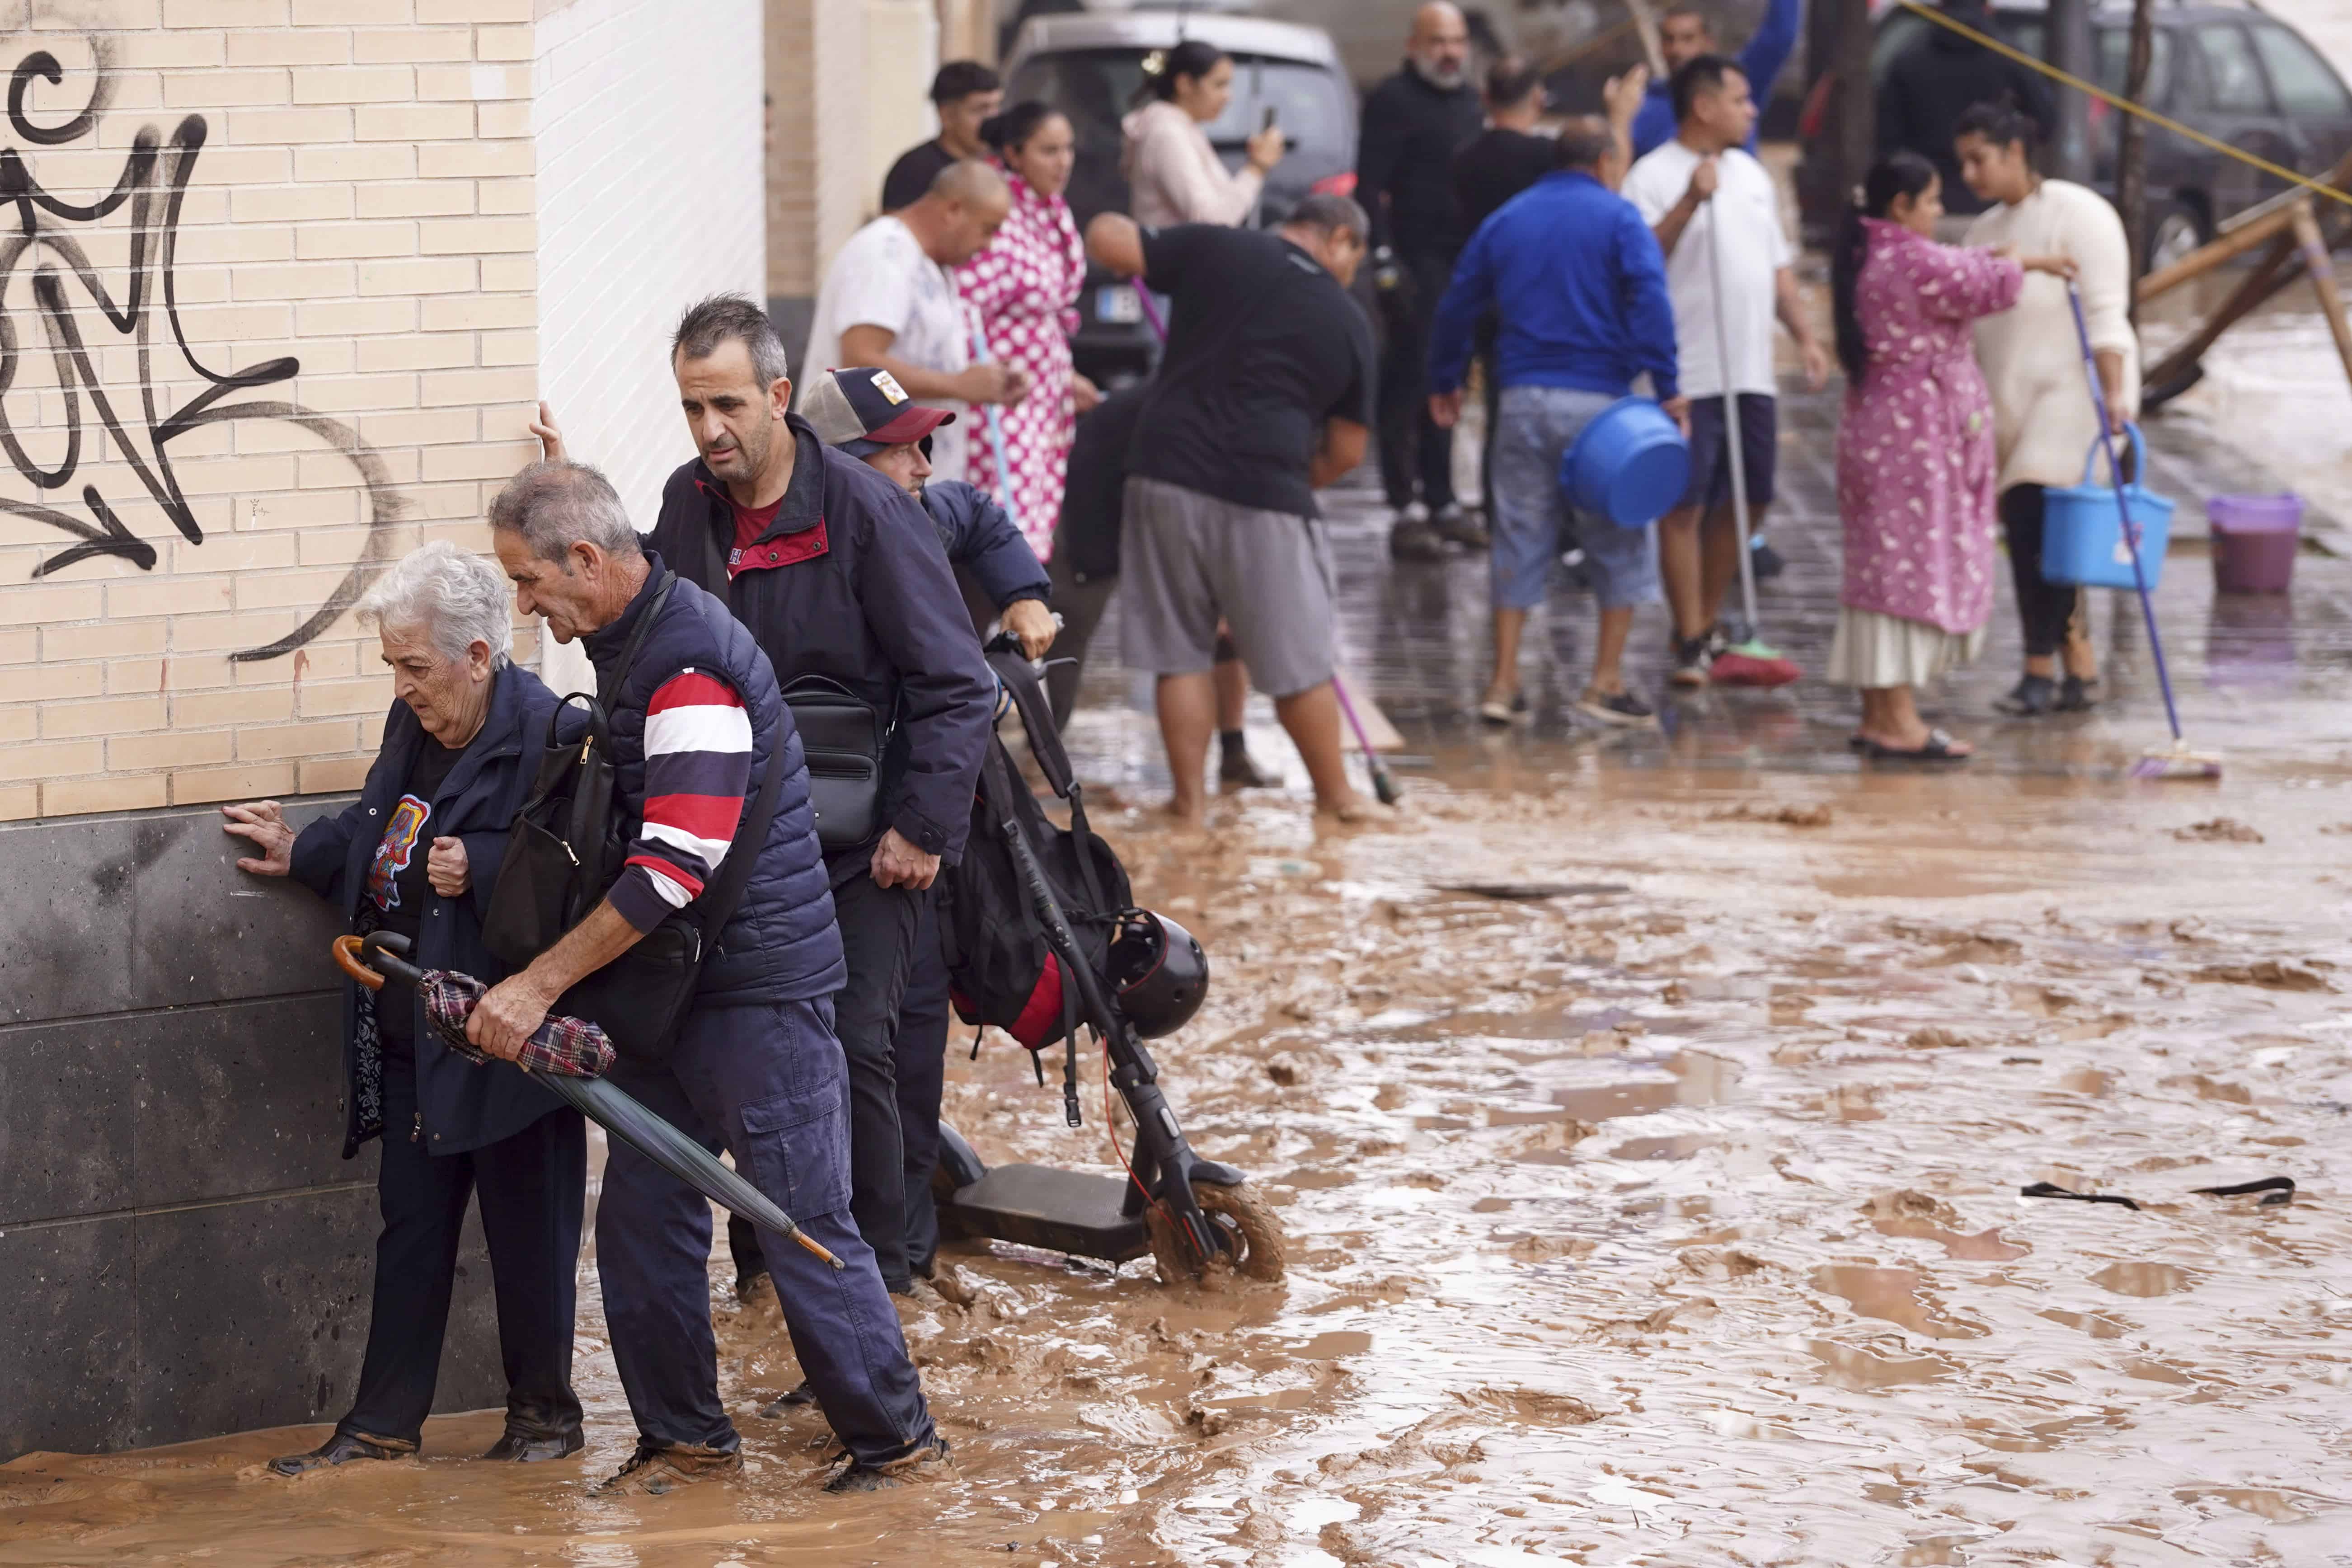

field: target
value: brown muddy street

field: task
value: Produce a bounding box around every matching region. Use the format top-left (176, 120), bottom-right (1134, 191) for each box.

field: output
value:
top-left (10, 750), bottom-right (2352, 1565)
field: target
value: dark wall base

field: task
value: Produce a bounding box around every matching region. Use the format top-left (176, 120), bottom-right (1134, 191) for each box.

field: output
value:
top-left (0, 801), bottom-right (507, 1460)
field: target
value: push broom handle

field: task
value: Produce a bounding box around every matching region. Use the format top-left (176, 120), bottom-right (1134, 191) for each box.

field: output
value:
top-left (1705, 193), bottom-right (1765, 638)
top-left (2066, 281), bottom-right (2186, 745)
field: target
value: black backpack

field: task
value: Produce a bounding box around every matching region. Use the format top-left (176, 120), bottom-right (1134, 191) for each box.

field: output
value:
top-left (938, 649), bottom-right (1131, 1077)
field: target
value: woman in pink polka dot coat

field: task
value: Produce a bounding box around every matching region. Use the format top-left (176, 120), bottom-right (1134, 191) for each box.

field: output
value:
top-left (958, 102), bottom-right (1098, 559)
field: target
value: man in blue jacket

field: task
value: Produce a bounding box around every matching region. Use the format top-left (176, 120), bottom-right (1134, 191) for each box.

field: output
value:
top-left (1629, 0), bottom-right (1802, 158)
top-left (1427, 118), bottom-right (1685, 732)
top-left (473, 461), bottom-right (942, 1495)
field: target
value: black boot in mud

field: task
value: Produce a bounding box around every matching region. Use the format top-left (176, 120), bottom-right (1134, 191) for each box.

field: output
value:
top-left (823, 1435), bottom-right (951, 1494)
top-left (267, 1430), bottom-right (415, 1476)
top-left (478, 1425), bottom-right (583, 1462)
top-left (757, 1378), bottom-right (819, 1419)
top-left (1995, 674), bottom-right (2057, 716)
top-left (589, 1441), bottom-right (742, 1498)
top-left (1219, 733), bottom-right (1280, 789)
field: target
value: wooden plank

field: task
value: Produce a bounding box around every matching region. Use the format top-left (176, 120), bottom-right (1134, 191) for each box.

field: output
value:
top-left (2136, 201), bottom-right (2296, 305)
top-left (2291, 198), bottom-right (2352, 392)
top-left (1333, 667), bottom-right (1404, 754)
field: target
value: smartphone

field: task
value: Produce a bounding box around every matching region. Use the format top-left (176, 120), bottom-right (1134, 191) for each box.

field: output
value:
top-left (1260, 105), bottom-right (1279, 133)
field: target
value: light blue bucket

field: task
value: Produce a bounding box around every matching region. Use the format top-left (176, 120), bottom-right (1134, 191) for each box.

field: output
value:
top-left (1560, 396), bottom-right (1690, 529)
top-left (2040, 423), bottom-right (2174, 591)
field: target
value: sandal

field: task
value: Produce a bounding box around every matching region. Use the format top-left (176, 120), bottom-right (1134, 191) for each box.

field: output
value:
top-left (1863, 727), bottom-right (1972, 763)
top-left (1477, 693), bottom-right (1530, 727)
top-left (1994, 675), bottom-right (2057, 717)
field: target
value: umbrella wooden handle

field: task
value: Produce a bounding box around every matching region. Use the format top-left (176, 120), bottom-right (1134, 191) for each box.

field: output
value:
top-left (333, 935), bottom-right (386, 991)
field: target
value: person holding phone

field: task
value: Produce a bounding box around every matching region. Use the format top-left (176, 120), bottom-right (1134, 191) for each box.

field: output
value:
top-left (1120, 39), bottom-right (1286, 228)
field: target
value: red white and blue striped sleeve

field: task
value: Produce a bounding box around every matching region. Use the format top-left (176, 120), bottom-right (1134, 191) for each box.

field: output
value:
top-left (610, 668), bottom-right (755, 934)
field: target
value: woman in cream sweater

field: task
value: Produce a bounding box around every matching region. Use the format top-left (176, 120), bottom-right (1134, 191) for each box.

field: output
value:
top-left (1121, 39), bottom-right (1287, 227)
top-left (1958, 99), bottom-right (2140, 718)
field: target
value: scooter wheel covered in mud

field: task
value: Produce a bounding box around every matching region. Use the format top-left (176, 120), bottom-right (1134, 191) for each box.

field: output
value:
top-left (1147, 1181), bottom-right (1286, 1286)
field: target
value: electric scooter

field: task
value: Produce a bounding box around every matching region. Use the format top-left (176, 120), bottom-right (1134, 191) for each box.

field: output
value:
top-left (929, 644), bottom-right (1284, 1285)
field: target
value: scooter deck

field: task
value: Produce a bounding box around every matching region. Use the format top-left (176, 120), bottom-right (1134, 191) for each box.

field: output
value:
top-left (940, 1163), bottom-right (1151, 1264)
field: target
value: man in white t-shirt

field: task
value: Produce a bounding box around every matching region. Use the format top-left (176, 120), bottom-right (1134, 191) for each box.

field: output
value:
top-left (1622, 55), bottom-right (1826, 688)
top-left (800, 159), bottom-right (1028, 484)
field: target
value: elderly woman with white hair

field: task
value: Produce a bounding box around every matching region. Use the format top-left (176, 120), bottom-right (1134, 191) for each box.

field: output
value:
top-left (221, 540), bottom-right (584, 1476)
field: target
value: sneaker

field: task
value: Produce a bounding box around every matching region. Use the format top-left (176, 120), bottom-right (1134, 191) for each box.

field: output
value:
top-left (267, 1429), bottom-right (414, 1477)
top-left (590, 1441), bottom-right (741, 1498)
top-left (1575, 687), bottom-right (1658, 728)
top-left (1751, 538), bottom-right (1787, 581)
top-left (823, 1435), bottom-right (952, 1494)
top-left (1430, 505), bottom-right (1488, 550)
top-left (1387, 517), bottom-right (1445, 563)
top-left (1476, 692), bottom-right (1530, 726)
top-left (1670, 635), bottom-right (1713, 689)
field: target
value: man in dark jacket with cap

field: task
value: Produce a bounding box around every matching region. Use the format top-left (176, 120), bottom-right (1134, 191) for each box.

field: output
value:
top-left (474, 460), bottom-right (943, 1496)
top-left (1877, 0), bottom-right (2053, 215)
top-left (1357, 0), bottom-right (1486, 561)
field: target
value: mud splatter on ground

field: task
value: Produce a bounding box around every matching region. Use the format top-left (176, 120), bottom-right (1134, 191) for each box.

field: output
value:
top-left (9, 754), bottom-right (2352, 1565)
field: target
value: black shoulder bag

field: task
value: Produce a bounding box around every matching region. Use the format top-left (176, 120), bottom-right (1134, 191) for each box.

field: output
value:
top-left (483, 571), bottom-right (788, 1065)
top-left (781, 672), bottom-right (891, 852)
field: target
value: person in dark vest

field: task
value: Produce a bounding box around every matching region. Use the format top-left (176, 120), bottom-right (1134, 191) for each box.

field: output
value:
top-left (532, 297), bottom-right (995, 1322)
top-left (225, 543), bottom-right (582, 1474)
top-left (1357, 0), bottom-right (1486, 560)
top-left (471, 460), bottom-right (944, 1495)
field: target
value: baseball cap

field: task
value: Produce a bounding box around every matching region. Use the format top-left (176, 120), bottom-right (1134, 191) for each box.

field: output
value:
top-left (802, 366), bottom-right (957, 456)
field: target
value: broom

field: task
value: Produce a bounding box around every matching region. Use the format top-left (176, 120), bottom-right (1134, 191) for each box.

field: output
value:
top-left (1701, 194), bottom-right (1800, 689)
top-left (2064, 281), bottom-right (2220, 781)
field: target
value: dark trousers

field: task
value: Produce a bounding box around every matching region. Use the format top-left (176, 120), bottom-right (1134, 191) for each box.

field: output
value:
top-left (892, 895), bottom-right (954, 1279)
top-left (1377, 249), bottom-right (1459, 512)
top-left (1999, 484), bottom-right (2084, 659)
top-left (341, 1059), bottom-right (585, 1448)
top-left (598, 997), bottom-right (933, 1464)
top-left (1044, 545), bottom-right (1119, 732)
top-left (831, 872), bottom-right (923, 1290)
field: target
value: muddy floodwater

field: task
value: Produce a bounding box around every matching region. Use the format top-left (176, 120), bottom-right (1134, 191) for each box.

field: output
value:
top-left (9, 743), bottom-right (2352, 1564)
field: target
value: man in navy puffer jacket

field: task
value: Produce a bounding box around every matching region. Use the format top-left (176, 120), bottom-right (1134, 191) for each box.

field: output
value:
top-left (473, 460), bottom-right (944, 1497)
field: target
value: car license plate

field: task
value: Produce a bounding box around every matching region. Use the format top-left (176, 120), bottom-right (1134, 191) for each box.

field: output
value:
top-left (1098, 285), bottom-right (1142, 324)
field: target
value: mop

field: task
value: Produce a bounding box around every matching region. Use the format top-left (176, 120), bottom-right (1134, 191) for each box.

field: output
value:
top-left (2065, 280), bottom-right (2223, 781)
top-left (1700, 195), bottom-right (1801, 689)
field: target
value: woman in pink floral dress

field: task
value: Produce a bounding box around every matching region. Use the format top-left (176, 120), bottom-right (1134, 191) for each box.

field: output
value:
top-left (958, 102), bottom-right (1097, 559)
top-left (1831, 151), bottom-right (2070, 761)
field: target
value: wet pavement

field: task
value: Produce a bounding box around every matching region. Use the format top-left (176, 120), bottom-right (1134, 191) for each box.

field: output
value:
top-left (12, 339), bottom-right (2352, 1563)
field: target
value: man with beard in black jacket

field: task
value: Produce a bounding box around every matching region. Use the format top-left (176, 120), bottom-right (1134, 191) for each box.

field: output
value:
top-left (1357, 0), bottom-right (1487, 562)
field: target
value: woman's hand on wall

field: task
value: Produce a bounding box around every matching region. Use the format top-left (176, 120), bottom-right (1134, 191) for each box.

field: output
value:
top-left (221, 802), bottom-right (295, 877)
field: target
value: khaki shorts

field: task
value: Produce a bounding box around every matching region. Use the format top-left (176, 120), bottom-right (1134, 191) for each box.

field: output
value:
top-left (1117, 476), bottom-right (1337, 698)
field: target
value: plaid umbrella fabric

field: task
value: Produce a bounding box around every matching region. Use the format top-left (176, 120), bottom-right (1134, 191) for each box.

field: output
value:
top-left (422, 969), bottom-right (616, 1078)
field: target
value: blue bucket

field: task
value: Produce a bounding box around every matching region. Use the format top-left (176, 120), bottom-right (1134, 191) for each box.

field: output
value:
top-left (2041, 423), bottom-right (2174, 591)
top-left (1560, 396), bottom-right (1690, 529)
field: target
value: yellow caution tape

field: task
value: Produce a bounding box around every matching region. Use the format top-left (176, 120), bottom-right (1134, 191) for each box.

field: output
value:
top-left (1895, 0), bottom-right (2352, 213)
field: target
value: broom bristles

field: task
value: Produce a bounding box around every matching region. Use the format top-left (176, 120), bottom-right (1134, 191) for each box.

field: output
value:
top-left (2130, 743), bottom-right (2223, 780)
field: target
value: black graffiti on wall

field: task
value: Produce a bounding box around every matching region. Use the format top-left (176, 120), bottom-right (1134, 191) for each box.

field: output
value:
top-left (0, 42), bottom-right (402, 661)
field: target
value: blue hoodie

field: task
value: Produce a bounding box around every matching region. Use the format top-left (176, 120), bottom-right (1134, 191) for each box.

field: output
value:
top-left (1427, 170), bottom-right (1679, 402)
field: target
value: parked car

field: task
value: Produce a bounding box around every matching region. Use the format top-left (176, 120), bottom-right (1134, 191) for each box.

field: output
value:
top-left (1795, 0), bottom-right (2352, 268)
top-left (1002, 10), bottom-right (1359, 384)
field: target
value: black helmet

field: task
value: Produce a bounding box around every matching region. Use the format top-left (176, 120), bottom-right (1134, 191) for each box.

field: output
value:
top-left (1107, 908), bottom-right (1208, 1038)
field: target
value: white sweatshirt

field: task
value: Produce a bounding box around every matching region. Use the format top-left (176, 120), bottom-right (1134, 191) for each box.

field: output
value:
top-left (1963, 180), bottom-right (2143, 493)
top-left (1121, 99), bottom-right (1263, 228)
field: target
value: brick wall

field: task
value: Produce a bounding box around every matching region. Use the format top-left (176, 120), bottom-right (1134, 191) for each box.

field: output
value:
top-left (0, 0), bottom-right (548, 822)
